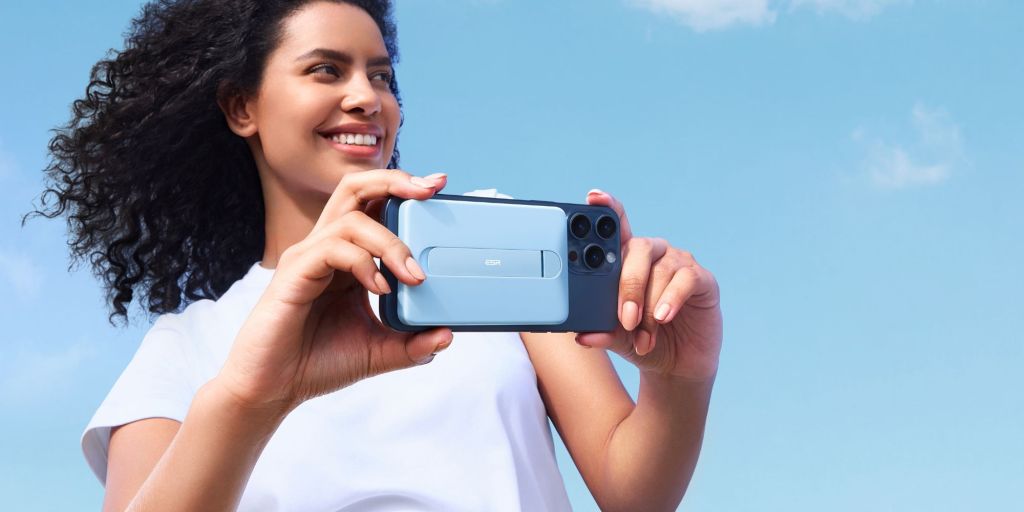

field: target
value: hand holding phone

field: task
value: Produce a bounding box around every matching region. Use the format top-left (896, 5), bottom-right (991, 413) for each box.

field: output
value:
top-left (216, 170), bottom-right (455, 412)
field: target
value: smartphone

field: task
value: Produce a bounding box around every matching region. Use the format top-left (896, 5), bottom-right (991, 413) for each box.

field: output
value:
top-left (377, 191), bottom-right (622, 333)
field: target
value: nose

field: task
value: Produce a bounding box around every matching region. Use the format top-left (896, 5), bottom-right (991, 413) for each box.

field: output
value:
top-left (339, 71), bottom-right (382, 117)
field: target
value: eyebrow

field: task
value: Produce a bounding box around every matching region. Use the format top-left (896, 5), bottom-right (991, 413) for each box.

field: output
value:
top-left (294, 48), bottom-right (392, 67)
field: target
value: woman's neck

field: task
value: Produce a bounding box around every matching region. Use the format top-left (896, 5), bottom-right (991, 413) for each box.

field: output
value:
top-left (258, 170), bottom-right (329, 270)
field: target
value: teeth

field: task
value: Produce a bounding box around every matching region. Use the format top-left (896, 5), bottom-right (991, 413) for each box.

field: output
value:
top-left (329, 133), bottom-right (378, 146)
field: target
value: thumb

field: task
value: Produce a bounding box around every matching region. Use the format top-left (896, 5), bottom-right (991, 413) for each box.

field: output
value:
top-left (576, 327), bottom-right (640, 360)
top-left (401, 327), bottom-right (454, 366)
top-left (357, 289), bottom-right (454, 370)
top-left (364, 326), bottom-right (453, 378)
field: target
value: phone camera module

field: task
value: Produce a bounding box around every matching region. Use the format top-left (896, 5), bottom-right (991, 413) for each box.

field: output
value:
top-left (583, 244), bottom-right (605, 270)
top-left (570, 213), bottom-right (591, 239)
top-left (596, 215), bottom-right (617, 239)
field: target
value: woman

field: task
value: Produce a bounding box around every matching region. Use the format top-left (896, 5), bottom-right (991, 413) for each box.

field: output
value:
top-left (32, 0), bottom-right (722, 510)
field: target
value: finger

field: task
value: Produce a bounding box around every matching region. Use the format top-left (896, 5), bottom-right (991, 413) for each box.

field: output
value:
top-left (361, 171), bottom-right (445, 222)
top-left (617, 237), bottom-right (668, 332)
top-left (315, 238), bottom-right (388, 294)
top-left (273, 238), bottom-right (385, 303)
top-left (364, 316), bottom-right (455, 371)
top-left (314, 170), bottom-right (448, 233)
top-left (653, 265), bottom-right (700, 325)
top-left (363, 197), bottom-right (386, 224)
top-left (574, 326), bottom-right (637, 360)
top-left (576, 326), bottom-right (651, 362)
top-left (398, 327), bottom-right (455, 367)
top-left (585, 189), bottom-right (633, 242)
top-left (633, 252), bottom-right (682, 356)
top-left (321, 210), bottom-right (427, 287)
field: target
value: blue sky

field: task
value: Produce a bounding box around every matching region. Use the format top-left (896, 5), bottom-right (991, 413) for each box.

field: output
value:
top-left (1, 0), bottom-right (1021, 510)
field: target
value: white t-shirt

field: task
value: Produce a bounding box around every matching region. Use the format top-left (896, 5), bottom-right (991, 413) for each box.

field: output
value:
top-left (81, 189), bottom-right (574, 511)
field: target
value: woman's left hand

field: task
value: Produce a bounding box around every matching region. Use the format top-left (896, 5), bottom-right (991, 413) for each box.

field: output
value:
top-left (576, 189), bottom-right (723, 382)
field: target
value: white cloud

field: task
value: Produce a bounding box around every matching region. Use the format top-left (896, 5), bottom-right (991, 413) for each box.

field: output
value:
top-left (855, 103), bottom-right (966, 190)
top-left (626, 0), bottom-right (907, 31)
top-left (0, 339), bottom-right (96, 405)
top-left (0, 248), bottom-right (44, 302)
top-left (863, 143), bottom-right (951, 188)
top-left (627, 0), bottom-right (775, 31)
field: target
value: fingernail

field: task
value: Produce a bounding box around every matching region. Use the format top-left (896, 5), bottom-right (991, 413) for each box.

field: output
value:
top-left (654, 302), bottom-right (671, 322)
top-left (425, 172), bottom-right (447, 181)
top-left (622, 301), bottom-right (639, 331)
top-left (417, 354), bottom-right (436, 365)
top-left (434, 336), bottom-right (453, 354)
top-left (411, 176), bottom-right (436, 188)
top-left (374, 272), bottom-right (391, 294)
top-left (634, 330), bottom-right (650, 356)
top-left (406, 256), bottom-right (426, 280)
top-left (587, 188), bottom-right (604, 196)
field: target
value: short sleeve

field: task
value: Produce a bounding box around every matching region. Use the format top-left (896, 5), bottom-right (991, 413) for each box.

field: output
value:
top-left (81, 315), bottom-right (195, 485)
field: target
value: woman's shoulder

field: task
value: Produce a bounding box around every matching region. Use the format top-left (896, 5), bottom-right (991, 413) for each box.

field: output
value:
top-left (80, 262), bottom-right (269, 484)
top-left (163, 261), bottom-right (271, 337)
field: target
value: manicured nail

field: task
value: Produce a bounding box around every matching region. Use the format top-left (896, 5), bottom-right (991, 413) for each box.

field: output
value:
top-left (410, 176), bottom-right (436, 188)
top-left (634, 330), bottom-right (650, 356)
top-left (425, 172), bottom-right (447, 181)
top-left (374, 272), bottom-right (391, 294)
top-left (406, 256), bottom-right (426, 280)
top-left (654, 303), bottom-right (671, 322)
top-left (622, 301), bottom-right (639, 331)
top-left (434, 337), bottom-right (453, 354)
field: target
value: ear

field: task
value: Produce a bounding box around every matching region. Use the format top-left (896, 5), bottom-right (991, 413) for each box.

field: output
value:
top-left (217, 83), bottom-right (259, 138)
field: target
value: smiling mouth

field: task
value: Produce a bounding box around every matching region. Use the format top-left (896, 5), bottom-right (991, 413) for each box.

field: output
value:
top-left (321, 132), bottom-right (380, 147)
top-left (320, 132), bottom-right (383, 158)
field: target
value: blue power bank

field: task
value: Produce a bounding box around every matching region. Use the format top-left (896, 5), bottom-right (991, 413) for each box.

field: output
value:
top-left (377, 192), bottom-right (622, 333)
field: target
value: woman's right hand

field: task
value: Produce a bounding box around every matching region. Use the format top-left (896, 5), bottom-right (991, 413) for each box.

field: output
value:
top-left (213, 169), bottom-right (453, 414)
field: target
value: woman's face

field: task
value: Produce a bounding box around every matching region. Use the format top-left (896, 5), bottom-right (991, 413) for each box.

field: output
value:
top-left (247, 1), bottom-right (401, 197)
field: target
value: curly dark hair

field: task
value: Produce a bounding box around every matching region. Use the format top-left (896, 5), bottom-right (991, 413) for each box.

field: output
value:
top-left (23, 0), bottom-right (404, 326)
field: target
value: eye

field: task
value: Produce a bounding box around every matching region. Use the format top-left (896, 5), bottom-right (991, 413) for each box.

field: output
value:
top-left (371, 70), bottom-right (394, 84)
top-left (309, 63), bottom-right (340, 77)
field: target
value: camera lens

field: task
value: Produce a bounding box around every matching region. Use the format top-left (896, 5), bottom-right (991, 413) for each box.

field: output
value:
top-left (596, 215), bottom-right (617, 239)
top-left (583, 244), bottom-right (605, 270)
top-left (570, 213), bottom-right (591, 239)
